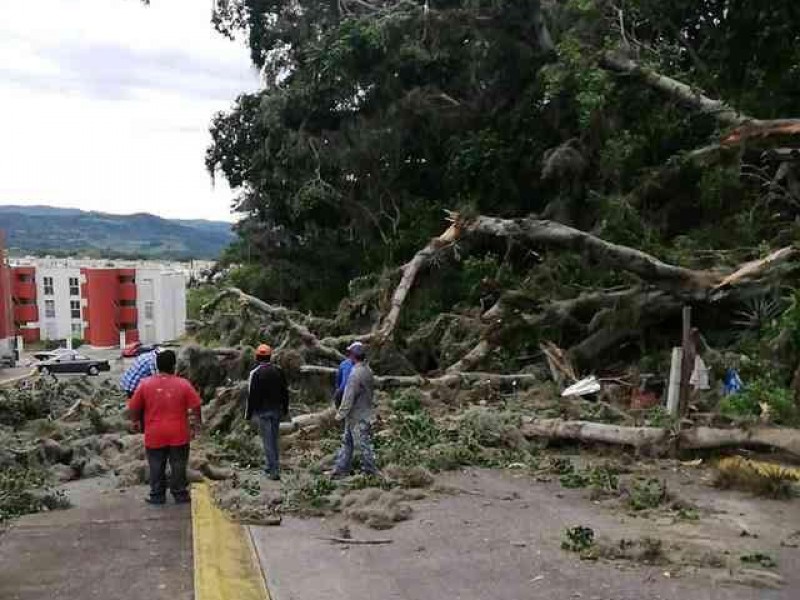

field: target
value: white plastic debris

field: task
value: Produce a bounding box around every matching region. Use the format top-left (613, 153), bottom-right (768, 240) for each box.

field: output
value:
top-left (561, 375), bottom-right (601, 397)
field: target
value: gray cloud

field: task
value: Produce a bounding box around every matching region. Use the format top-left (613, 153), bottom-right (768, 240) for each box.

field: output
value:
top-left (1, 40), bottom-right (257, 102)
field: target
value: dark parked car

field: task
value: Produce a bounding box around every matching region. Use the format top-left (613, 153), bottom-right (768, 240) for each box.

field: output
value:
top-left (37, 354), bottom-right (111, 376)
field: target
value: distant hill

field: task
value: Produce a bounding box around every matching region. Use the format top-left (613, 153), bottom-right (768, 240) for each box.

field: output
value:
top-left (0, 205), bottom-right (234, 260)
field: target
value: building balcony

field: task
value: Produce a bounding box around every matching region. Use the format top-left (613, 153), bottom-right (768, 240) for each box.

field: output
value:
top-left (14, 304), bottom-right (38, 322)
top-left (13, 281), bottom-right (36, 300)
top-left (118, 306), bottom-right (138, 325)
top-left (119, 282), bottom-right (137, 302)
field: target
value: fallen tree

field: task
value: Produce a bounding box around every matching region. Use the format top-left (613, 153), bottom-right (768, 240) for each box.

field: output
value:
top-left (521, 418), bottom-right (800, 460)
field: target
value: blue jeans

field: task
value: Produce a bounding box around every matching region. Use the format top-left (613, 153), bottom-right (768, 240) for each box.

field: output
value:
top-left (255, 410), bottom-right (281, 475)
top-left (334, 419), bottom-right (377, 475)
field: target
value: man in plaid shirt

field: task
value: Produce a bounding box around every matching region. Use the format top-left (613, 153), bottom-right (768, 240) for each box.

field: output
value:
top-left (121, 350), bottom-right (158, 398)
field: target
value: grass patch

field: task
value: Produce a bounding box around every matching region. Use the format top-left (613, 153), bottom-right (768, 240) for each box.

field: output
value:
top-left (561, 525), bottom-right (596, 558)
top-left (740, 552), bottom-right (778, 569)
top-left (282, 472), bottom-right (338, 512)
top-left (627, 478), bottom-right (669, 511)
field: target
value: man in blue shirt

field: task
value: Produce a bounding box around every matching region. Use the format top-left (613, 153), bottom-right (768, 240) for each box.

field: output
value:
top-left (121, 349), bottom-right (159, 432)
top-left (120, 349), bottom-right (159, 398)
top-left (333, 342), bottom-right (362, 408)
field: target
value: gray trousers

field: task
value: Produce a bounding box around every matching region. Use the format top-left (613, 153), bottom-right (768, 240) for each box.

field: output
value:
top-left (146, 445), bottom-right (190, 501)
top-left (334, 419), bottom-right (378, 475)
top-left (255, 410), bottom-right (281, 475)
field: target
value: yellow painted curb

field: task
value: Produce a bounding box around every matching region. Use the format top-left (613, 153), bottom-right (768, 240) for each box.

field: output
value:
top-left (192, 482), bottom-right (270, 600)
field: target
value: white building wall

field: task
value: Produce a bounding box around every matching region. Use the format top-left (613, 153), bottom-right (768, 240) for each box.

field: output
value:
top-left (35, 266), bottom-right (83, 341)
top-left (136, 269), bottom-right (186, 344)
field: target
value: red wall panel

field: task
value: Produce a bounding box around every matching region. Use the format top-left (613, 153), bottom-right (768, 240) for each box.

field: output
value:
top-left (82, 269), bottom-right (122, 347)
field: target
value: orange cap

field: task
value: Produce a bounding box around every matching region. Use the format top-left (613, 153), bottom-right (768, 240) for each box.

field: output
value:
top-left (255, 344), bottom-right (272, 357)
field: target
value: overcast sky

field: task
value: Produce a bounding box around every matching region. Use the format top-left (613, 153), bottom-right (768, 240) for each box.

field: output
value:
top-left (0, 0), bottom-right (259, 222)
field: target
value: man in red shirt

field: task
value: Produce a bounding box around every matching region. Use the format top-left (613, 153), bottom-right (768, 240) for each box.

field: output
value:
top-left (128, 350), bottom-right (202, 505)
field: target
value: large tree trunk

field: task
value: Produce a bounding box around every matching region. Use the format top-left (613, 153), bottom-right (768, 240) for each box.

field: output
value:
top-left (521, 418), bottom-right (800, 459)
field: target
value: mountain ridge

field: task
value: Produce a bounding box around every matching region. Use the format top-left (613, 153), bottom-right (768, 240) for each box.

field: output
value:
top-left (0, 205), bottom-right (233, 260)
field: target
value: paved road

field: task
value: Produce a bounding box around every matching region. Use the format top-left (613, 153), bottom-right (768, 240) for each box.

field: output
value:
top-left (250, 469), bottom-right (794, 600)
top-left (0, 479), bottom-right (193, 600)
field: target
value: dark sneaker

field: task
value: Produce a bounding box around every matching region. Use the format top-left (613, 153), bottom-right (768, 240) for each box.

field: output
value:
top-left (173, 495), bottom-right (191, 504)
top-left (145, 496), bottom-right (166, 505)
top-left (329, 471), bottom-right (348, 480)
top-left (268, 473), bottom-right (281, 481)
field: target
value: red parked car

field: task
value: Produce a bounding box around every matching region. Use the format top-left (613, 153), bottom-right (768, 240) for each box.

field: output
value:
top-left (121, 342), bottom-right (158, 358)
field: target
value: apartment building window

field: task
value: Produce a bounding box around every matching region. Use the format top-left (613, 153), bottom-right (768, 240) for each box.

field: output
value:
top-left (71, 323), bottom-right (82, 336)
top-left (43, 276), bottom-right (54, 296)
top-left (44, 300), bottom-right (56, 318)
top-left (70, 300), bottom-right (81, 319)
top-left (69, 277), bottom-right (80, 296)
top-left (144, 301), bottom-right (155, 320)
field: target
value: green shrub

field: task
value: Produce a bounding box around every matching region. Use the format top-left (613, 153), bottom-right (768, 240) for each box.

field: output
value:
top-left (720, 378), bottom-right (798, 425)
top-left (561, 525), bottom-right (595, 555)
top-left (628, 478), bottom-right (669, 511)
top-left (390, 389), bottom-right (423, 414)
top-left (0, 467), bottom-right (70, 523)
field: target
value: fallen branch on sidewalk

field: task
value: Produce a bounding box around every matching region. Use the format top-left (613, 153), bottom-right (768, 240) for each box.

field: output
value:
top-left (322, 536), bottom-right (394, 545)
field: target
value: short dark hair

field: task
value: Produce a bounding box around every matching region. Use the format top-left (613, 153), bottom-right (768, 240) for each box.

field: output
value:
top-left (156, 349), bottom-right (177, 374)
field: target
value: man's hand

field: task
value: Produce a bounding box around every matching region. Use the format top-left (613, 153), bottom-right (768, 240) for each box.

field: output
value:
top-left (334, 413), bottom-right (344, 422)
top-left (131, 420), bottom-right (142, 433)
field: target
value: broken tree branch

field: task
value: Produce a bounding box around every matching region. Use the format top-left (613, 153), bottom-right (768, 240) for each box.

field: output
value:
top-left (460, 214), bottom-right (711, 293)
top-left (202, 287), bottom-right (344, 362)
top-left (322, 536), bottom-right (393, 545)
top-left (601, 54), bottom-right (800, 157)
top-left (374, 222), bottom-right (460, 342)
top-left (600, 53), bottom-right (750, 128)
top-left (299, 364), bottom-right (538, 389)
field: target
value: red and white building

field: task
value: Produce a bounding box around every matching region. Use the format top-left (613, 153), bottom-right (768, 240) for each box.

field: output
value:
top-left (0, 233), bottom-right (16, 365)
top-left (5, 256), bottom-right (187, 348)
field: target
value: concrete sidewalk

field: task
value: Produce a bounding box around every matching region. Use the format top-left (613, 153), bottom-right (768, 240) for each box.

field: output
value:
top-left (0, 479), bottom-right (193, 600)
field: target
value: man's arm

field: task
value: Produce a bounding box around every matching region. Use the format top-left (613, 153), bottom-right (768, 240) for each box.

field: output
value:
top-left (245, 367), bottom-right (257, 420)
top-left (335, 363), bottom-right (344, 391)
top-left (128, 385), bottom-right (144, 432)
top-left (280, 369), bottom-right (290, 418)
top-left (337, 367), bottom-right (361, 420)
top-left (184, 380), bottom-right (203, 437)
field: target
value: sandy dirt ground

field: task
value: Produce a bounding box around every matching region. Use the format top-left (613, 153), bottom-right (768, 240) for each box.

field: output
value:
top-left (251, 466), bottom-right (799, 600)
top-left (0, 478), bottom-right (193, 600)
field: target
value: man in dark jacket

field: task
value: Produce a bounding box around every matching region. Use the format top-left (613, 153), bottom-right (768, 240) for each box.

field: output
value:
top-left (246, 344), bottom-right (289, 480)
